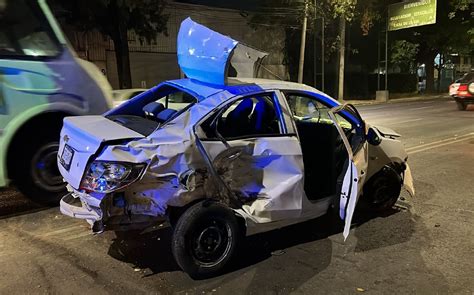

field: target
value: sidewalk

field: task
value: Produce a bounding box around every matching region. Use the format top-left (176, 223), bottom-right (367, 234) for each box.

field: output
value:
top-left (344, 94), bottom-right (451, 106)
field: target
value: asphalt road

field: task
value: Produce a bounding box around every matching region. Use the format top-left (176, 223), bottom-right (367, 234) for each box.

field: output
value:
top-left (1, 96), bottom-right (473, 294)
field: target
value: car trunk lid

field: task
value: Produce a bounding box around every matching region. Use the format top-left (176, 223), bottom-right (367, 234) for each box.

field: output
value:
top-left (57, 115), bottom-right (144, 189)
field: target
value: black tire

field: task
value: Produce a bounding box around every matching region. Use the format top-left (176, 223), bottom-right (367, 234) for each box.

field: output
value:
top-left (456, 101), bottom-right (466, 111)
top-left (10, 127), bottom-right (66, 205)
top-left (362, 166), bottom-right (402, 213)
top-left (171, 201), bottom-right (241, 279)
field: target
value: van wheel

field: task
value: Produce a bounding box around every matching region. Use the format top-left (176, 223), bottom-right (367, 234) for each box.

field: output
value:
top-left (171, 201), bottom-right (241, 279)
top-left (362, 167), bottom-right (402, 212)
top-left (456, 102), bottom-right (466, 111)
top-left (12, 134), bottom-right (66, 205)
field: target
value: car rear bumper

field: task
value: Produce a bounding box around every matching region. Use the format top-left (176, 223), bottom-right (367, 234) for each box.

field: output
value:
top-left (60, 191), bottom-right (104, 233)
top-left (60, 188), bottom-right (166, 233)
top-left (454, 97), bottom-right (474, 104)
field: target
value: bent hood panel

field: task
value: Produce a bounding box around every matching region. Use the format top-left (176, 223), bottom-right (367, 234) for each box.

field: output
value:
top-left (58, 116), bottom-right (144, 189)
top-left (375, 125), bottom-right (401, 138)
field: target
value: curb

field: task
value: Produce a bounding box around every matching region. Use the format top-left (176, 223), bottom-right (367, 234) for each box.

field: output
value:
top-left (344, 94), bottom-right (451, 106)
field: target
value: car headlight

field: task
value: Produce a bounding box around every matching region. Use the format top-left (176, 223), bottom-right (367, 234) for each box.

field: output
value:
top-left (80, 161), bottom-right (146, 193)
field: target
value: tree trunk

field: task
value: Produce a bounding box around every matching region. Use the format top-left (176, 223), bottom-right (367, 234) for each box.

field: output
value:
top-left (423, 51), bottom-right (437, 93)
top-left (436, 54), bottom-right (443, 93)
top-left (338, 17), bottom-right (346, 101)
top-left (113, 23), bottom-right (132, 89)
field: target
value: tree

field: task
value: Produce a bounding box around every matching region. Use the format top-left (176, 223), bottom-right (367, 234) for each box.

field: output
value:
top-left (54, 0), bottom-right (169, 89)
top-left (331, 0), bottom-right (357, 100)
top-left (390, 0), bottom-right (473, 93)
top-left (391, 40), bottom-right (419, 73)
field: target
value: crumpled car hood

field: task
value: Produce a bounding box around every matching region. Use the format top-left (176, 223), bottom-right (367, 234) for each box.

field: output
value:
top-left (375, 125), bottom-right (401, 138)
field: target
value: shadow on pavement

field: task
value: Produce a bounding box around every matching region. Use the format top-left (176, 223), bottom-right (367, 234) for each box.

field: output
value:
top-left (0, 187), bottom-right (46, 219)
top-left (107, 206), bottom-right (406, 287)
top-left (353, 206), bottom-right (415, 252)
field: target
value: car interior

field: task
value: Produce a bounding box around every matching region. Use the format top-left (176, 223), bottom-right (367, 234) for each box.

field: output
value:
top-left (284, 93), bottom-right (349, 201)
top-left (201, 95), bottom-right (281, 139)
top-left (200, 92), bottom-right (352, 202)
top-left (107, 90), bottom-right (197, 136)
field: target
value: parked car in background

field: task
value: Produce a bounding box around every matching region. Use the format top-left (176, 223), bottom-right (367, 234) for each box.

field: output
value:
top-left (112, 88), bottom-right (195, 110)
top-left (112, 89), bottom-right (146, 107)
top-left (57, 18), bottom-right (414, 279)
top-left (452, 72), bottom-right (474, 110)
top-left (449, 79), bottom-right (461, 96)
top-left (0, 0), bottom-right (112, 203)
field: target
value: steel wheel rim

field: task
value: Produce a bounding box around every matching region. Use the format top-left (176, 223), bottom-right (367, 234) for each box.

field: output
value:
top-left (191, 218), bottom-right (232, 267)
top-left (31, 143), bottom-right (65, 192)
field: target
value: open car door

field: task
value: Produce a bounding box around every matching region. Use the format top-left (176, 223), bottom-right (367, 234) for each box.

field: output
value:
top-left (328, 104), bottom-right (368, 240)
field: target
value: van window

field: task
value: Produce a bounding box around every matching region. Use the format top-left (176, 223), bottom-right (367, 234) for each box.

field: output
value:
top-left (0, 0), bottom-right (61, 58)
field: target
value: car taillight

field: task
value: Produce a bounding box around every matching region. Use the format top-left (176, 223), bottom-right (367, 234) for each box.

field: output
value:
top-left (457, 84), bottom-right (472, 97)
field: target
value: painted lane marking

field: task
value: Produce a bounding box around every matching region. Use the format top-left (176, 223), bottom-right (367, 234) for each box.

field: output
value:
top-left (406, 132), bottom-right (474, 152)
top-left (395, 118), bottom-right (423, 124)
top-left (410, 106), bottom-right (434, 111)
top-left (407, 133), bottom-right (474, 155)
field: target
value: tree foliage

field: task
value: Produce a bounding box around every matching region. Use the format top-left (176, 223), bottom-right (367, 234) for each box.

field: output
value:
top-left (391, 40), bottom-right (419, 73)
top-left (389, 0), bottom-right (473, 92)
top-left (53, 0), bottom-right (169, 89)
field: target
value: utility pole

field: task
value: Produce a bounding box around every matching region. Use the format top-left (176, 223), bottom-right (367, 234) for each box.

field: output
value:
top-left (385, 16), bottom-right (388, 91)
top-left (298, 1), bottom-right (308, 83)
top-left (337, 16), bottom-right (346, 101)
top-left (321, 17), bottom-right (325, 92)
top-left (313, 0), bottom-right (317, 87)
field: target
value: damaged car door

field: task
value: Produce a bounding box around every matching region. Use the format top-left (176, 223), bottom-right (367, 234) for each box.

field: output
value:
top-left (197, 92), bottom-right (305, 223)
top-left (328, 104), bottom-right (369, 240)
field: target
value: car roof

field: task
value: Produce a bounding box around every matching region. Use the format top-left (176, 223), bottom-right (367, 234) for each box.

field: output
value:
top-left (112, 89), bottom-right (147, 94)
top-left (164, 77), bottom-right (333, 103)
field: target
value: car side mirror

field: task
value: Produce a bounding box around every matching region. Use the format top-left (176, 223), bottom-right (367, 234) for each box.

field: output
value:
top-left (367, 127), bottom-right (381, 146)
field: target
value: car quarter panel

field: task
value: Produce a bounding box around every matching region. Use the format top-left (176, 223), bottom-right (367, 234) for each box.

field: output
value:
top-left (200, 136), bottom-right (305, 223)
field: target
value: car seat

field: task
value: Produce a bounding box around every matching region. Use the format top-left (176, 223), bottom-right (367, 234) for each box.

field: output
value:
top-left (249, 99), bottom-right (278, 134)
top-left (142, 102), bottom-right (177, 123)
top-left (156, 109), bottom-right (178, 123)
top-left (143, 102), bottom-right (165, 119)
top-left (222, 98), bottom-right (253, 137)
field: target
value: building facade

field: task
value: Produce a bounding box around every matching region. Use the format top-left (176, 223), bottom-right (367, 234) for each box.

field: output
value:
top-left (64, 2), bottom-right (288, 89)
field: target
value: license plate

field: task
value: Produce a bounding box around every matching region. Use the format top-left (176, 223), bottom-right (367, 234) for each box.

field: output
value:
top-left (60, 144), bottom-right (74, 171)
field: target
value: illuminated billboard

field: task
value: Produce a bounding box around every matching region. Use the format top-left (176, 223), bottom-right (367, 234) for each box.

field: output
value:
top-left (388, 0), bottom-right (437, 31)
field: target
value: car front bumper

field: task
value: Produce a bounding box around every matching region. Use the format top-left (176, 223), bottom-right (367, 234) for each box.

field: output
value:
top-left (403, 164), bottom-right (415, 197)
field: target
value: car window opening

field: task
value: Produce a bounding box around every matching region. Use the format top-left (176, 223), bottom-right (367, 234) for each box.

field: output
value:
top-left (285, 93), bottom-right (352, 201)
top-left (0, 0), bottom-right (61, 58)
top-left (106, 86), bottom-right (198, 136)
top-left (201, 94), bottom-right (283, 140)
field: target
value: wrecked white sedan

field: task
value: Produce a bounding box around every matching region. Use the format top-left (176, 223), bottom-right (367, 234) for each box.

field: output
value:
top-left (57, 18), bottom-right (414, 278)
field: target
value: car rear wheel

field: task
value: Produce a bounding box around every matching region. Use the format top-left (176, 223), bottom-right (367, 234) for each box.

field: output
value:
top-left (456, 101), bottom-right (466, 111)
top-left (171, 201), bottom-right (241, 279)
